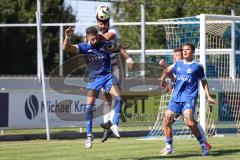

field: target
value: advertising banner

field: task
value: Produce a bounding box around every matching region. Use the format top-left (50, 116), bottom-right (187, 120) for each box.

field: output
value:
top-left (8, 92), bottom-right (104, 128)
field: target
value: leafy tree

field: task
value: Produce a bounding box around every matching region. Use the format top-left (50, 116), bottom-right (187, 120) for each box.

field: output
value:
top-left (112, 0), bottom-right (240, 50)
top-left (111, 0), bottom-right (240, 77)
top-left (0, 0), bottom-right (75, 75)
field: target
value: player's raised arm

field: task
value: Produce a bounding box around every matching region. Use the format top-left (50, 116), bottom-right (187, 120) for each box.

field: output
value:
top-left (63, 26), bottom-right (78, 56)
top-left (160, 64), bottom-right (174, 82)
top-left (159, 59), bottom-right (167, 68)
top-left (160, 65), bottom-right (174, 92)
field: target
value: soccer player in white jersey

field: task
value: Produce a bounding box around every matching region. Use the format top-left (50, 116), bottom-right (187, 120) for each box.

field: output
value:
top-left (95, 6), bottom-right (135, 142)
top-left (160, 43), bottom-right (215, 156)
top-left (159, 48), bottom-right (212, 156)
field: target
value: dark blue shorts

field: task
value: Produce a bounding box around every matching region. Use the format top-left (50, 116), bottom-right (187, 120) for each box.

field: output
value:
top-left (87, 74), bottom-right (119, 96)
top-left (168, 100), bottom-right (196, 115)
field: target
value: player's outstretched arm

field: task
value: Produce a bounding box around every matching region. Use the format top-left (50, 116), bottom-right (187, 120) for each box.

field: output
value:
top-left (100, 32), bottom-right (116, 41)
top-left (119, 48), bottom-right (135, 70)
top-left (63, 26), bottom-right (78, 56)
top-left (201, 79), bottom-right (216, 107)
top-left (100, 28), bottom-right (135, 69)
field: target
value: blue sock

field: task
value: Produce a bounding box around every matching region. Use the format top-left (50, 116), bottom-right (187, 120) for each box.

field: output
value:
top-left (85, 104), bottom-right (94, 136)
top-left (165, 137), bottom-right (173, 148)
top-left (196, 135), bottom-right (205, 145)
top-left (113, 96), bottom-right (122, 125)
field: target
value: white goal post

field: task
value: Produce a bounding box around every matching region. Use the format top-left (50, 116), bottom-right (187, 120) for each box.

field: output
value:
top-left (199, 14), bottom-right (240, 133)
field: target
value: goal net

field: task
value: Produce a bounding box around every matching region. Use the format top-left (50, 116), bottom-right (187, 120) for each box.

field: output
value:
top-left (145, 14), bottom-right (240, 139)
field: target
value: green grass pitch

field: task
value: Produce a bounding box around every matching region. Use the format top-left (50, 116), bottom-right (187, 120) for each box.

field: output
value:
top-left (0, 136), bottom-right (239, 160)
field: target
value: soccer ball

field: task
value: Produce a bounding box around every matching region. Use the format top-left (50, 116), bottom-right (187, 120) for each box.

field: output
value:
top-left (96, 6), bottom-right (111, 21)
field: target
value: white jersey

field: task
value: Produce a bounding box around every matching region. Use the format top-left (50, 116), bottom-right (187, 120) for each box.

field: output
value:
top-left (99, 27), bottom-right (123, 85)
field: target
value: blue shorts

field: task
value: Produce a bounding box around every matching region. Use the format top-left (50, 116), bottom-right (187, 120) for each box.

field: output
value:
top-left (168, 100), bottom-right (196, 115)
top-left (87, 74), bottom-right (119, 96)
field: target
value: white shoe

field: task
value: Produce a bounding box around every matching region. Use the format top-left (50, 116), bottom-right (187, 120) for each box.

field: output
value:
top-left (110, 125), bottom-right (120, 138)
top-left (160, 147), bottom-right (175, 156)
top-left (85, 135), bottom-right (93, 149)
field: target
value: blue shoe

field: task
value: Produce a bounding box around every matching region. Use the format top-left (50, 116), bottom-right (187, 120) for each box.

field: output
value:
top-left (201, 144), bottom-right (209, 156)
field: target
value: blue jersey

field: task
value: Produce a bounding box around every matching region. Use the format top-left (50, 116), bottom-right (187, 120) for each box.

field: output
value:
top-left (77, 42), bottom-right (112, 80)
top-left (170, 60), bottom-right (205, 102)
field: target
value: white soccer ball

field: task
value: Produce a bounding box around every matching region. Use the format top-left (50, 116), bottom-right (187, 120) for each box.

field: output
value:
top-left (96, 6), bottom-right (111, 21)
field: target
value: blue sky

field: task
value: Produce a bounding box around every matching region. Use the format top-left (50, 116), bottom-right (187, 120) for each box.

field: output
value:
top-left (64, 0), bottom-right (111, 33)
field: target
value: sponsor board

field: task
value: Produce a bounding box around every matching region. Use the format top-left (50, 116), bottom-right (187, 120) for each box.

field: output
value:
top-left (8, 92), bottom-right (104, 128)
top-left (0, 93), bottom-right (8, 127)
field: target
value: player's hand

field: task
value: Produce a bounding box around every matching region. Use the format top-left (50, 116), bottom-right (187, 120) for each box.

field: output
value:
top-left (65, 26), bottom-right (74, 37)
top-left (126, 57), bottom-right (135, 70)
top-left (160, 79), bottom-right (168, 89)
top-left (208, 96), bottom-right (216, 107)
top-left (160, 80), bottom-right (172, 93)
top-left (159, 59), bottom-right (167, 68)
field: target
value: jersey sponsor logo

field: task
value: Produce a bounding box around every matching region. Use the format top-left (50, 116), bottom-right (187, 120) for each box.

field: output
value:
top-left (176, 75), bottom-right (191, 82)
top-left (87, 53), bottom-right (105, 61)
top-left (187, 68), bottom-right (192, 74)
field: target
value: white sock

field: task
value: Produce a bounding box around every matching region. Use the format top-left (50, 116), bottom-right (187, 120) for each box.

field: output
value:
top-left (109, 109), bottom-right (115, 124)
top-left (103, 102), bottom-right (111, 123)
top-left (166, 144), bottom-right (173, 149)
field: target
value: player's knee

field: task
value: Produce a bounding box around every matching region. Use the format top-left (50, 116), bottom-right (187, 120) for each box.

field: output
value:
top-left (184, 119), bottom-right (195, 127)
top-left (163, 120), bottom-right (171, 128)
top-left (163, 116), bottom-right (172, 127)
top-left (164, 111), bottom-right (175, 123)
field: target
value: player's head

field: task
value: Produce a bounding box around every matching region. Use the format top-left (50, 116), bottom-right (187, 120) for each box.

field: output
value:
top-left (96, 5), bottom-right (111, 34)
top-left (86, 26), bottom-right (99, 46)
top-left (182, 43), bottom-right (195, 61)
top-left (173, 48), bottom-right (183, 62)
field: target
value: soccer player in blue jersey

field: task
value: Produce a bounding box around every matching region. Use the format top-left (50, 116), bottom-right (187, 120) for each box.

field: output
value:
top-left (160, 43), bottom-right (215, 156)
top-left (95, 6), bottom-right (135, 143)
top-left (63, 26), bottom-right (122, 149)
top-left (160, 48), bottom-right (212, 155)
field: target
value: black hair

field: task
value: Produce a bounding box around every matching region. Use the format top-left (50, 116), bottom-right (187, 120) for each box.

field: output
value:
top-left (86, 26), bottom-right (98, 35)
top-left (96, 17), bottom-right (110, 23)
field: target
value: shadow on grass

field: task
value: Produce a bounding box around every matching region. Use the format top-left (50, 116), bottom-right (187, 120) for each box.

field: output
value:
top-left (116, 149), bottom-right (240, 160)
top-left (130, 153), bottom-right (200, 160)
top-left (210, 149), bottom-right (240, 157)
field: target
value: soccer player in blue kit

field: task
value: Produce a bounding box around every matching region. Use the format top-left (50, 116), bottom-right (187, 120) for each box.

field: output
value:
top-left (63, 26), bottom-right (122, 149)
top-left (160, 43), bottom-right (215, 156)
